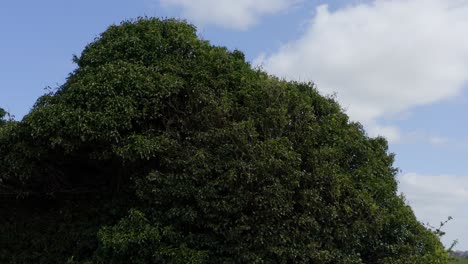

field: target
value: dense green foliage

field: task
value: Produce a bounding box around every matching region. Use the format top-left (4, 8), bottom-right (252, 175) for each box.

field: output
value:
top-left (451, 257), bottom-right (468, 264)
top-left (0, 107), bottom-right (7, 127)
top-left (0, 18), bottom-right (449, 263)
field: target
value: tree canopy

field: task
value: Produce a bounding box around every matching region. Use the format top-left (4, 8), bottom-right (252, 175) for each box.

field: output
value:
top-left (0, 18), bottom-right (448, 263)
top-left (0, 107), bottom-right (7, 126)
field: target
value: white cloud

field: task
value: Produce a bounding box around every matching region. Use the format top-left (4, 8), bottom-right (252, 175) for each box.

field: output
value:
top-left (393, 130), bottom-right (450, 145)
top-left (429, 136), bottom-right (449, 146)
top-left (398, 173), bottom-right (468, 250)
top-left (159, 0), bottom-right (301, 30)
top-left (255, 0), bottom-right (468, 141)
top-left (367, 123), bottom-right (401, 143)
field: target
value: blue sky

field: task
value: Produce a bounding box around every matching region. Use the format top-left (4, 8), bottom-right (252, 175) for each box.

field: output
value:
top-left (1, 0), bottom-right (467, 249)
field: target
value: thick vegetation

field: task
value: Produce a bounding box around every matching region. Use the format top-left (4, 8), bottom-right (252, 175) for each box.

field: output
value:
top-left (0, 18), bottom-right (448, 263)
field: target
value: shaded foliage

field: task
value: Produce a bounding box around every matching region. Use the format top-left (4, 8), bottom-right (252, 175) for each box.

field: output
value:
top-left (0, 18), bottom-right (448, 263)
top-left (0, 107), bottom-right (6, 125)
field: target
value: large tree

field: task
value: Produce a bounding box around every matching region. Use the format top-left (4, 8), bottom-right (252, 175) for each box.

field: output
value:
top-left (0, 18), bottom-right (448, 263)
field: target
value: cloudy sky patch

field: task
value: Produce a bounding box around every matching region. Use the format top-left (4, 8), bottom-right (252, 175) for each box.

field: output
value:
top-left (160, 0), bottom-right (302, 30)
top-left (255, 0), bottom-right (468, 140)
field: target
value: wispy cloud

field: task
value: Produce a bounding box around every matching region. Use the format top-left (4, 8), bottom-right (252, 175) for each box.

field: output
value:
top-left (159, 0), bottom-right (302, 30)
top-left (255, 0), bottom-right (468, 141)
top-left (428, 136), bottom-right (449, 146)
